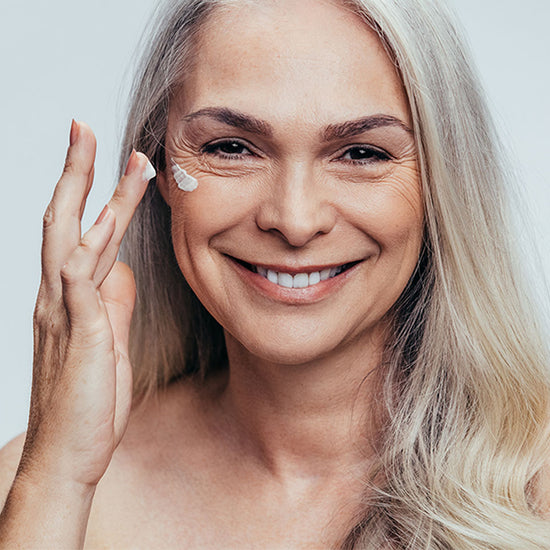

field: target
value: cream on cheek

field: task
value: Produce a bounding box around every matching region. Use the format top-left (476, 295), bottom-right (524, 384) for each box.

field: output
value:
top-left (171, 157), bottom-right (199, 192)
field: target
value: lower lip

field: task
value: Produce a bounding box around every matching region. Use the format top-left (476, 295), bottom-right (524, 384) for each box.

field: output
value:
top-left (228, 258), bottom-right (362, 305)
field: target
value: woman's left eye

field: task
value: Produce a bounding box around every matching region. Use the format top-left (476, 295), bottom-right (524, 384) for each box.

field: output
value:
top-left (339, 146), bottom-right (392, 164)
top-left (202, 140), bottom-right (254, 159)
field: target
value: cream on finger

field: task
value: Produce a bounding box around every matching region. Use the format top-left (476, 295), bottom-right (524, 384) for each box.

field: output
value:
top-left (143, 159), bottom-right (156, 182)
top-left (123, 151), bottom-right (156, 182)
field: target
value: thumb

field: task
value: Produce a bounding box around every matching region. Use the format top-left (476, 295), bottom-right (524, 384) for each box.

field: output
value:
top-left (100, 261), bottom-right (136, 357)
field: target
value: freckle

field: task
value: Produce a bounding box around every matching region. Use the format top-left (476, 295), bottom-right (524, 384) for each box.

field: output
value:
top-left (171, 158), bottom-right (198, 192)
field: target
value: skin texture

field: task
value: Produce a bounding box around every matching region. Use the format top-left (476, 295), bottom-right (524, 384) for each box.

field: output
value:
top-left (0, 1), bottom-right (424, 548)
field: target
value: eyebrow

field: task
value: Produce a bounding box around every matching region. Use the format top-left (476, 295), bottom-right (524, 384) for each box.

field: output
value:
top-left (182, 107), bottom-right (273, 137)
top-left (181, 107), bottom-right (412, 140)
top-left (322, 114), bottom-right (413, 141)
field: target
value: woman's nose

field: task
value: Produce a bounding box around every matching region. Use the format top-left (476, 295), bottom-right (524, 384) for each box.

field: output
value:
top-left (255, 163), bottom-right (337, 247)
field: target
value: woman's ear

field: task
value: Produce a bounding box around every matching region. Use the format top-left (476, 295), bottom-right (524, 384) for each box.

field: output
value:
top-left (156, 170), bottom-right (170, 205)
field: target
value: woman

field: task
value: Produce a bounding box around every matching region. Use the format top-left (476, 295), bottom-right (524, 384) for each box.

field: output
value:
top-left (1, 0), bottom-right (549, 548)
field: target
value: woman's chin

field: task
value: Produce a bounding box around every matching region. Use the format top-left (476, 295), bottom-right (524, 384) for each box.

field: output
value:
top-left (226, 327), bottom-right (357, 368)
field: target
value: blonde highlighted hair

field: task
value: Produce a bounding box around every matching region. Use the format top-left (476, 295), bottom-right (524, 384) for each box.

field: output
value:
top-left (119, 0), bottom-right (550, 547)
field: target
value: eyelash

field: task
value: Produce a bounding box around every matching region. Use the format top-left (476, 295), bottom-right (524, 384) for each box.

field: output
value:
top-left (201, 139), bottom-right (254, 160)
top-left (201, 140), bottom-right (392, 164)
top-left (338, 145), bottom-right (392, 165)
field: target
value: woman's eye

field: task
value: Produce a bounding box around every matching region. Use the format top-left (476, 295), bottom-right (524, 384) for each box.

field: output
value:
top-left (202, 140), bottom-right (253, 158)
top-left (340, 146), bottom-right (391, 163)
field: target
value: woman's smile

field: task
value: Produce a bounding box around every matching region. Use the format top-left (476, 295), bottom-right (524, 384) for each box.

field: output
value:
top-left (225, 253), bottom-right (366, 304)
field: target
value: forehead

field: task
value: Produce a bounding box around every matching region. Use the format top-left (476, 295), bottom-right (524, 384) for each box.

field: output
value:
top-left (178, 0), bottom-right (410, 126)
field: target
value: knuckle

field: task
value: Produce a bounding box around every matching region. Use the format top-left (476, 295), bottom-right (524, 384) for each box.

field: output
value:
top-left (33, 301), bottom-right (49, 326)
top-left (42, 204), bottom-right (56, 230)
top-left (60, 260), bottom-right (81, 283)
top-left (62, 155), bottom-right (75, 175)
top-left (33, 300), bottom-right (65, 331)
top-left (79, 235), bottom-right (104, 262)
top-left (109, 186), bottom-right (126, 206)
top-left (60, 236), bottom-right (101, 285)
top-left (79, 235), bottom-right (96, 253)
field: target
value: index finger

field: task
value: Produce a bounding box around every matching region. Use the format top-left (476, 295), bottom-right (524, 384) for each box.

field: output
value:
top-left (40, 120), bottom-right (97, 295)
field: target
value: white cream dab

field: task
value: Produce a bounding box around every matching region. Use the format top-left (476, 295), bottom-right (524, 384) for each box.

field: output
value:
top-left (171, 158), bottom-right (198, 192)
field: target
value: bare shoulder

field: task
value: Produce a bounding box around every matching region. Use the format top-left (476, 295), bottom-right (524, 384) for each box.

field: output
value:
top-left (0, 434), bottom-right (26, 508)
top-left (85, 378), bottom-right (217, 548)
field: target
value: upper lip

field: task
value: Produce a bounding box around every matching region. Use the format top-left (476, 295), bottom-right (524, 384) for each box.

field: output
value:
top-left (227, 255), bottom-right (362, 275)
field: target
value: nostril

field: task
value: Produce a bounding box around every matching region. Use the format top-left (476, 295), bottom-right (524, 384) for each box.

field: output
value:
top-left (258, 225), bottom-right (332, 249)
top-left (254, 189), bottom-right (336, 247)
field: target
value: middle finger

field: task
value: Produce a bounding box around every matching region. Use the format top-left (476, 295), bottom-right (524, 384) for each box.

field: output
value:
top-left (92, 150), bottom-right (155, 285)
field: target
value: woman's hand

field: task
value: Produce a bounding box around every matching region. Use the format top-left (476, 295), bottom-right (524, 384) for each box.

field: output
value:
top-left (20, 121), bottom-right (153, 489)
top-left (0, 120), bottom-right (154, 549)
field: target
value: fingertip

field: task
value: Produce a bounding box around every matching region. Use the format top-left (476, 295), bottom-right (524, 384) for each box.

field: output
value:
top-left (134, 152), bottom-right (148, 163)
top-left (76, 121), bottom-right (97, 152)
top-left (144, 160), bottom-right (156, 183)
top-left (68, 120), bottom-right (96, 152)
top-left (75, 120), bottom-right (92, 135)
top-left (94, 204), bottom-right (115, 226)
top-left (63, 121), bottom-right (97, 177)
top-left (123, 150), bottom-right (138, 176)
top-left (135, 152), bottom-right (156, 182)
top-left (70, 119), bottom-right (79, 146)
top-left (99, 206), bottom-right (117, 238)
top-left (123, 152), bottom-right (155, 183)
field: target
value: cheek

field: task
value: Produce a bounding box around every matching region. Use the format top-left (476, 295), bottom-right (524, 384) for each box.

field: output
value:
top-left (352, 176), bottom-right (424, 317)
top-left (376, 190), bottom-right (423, 251)
top-left (346, 172), bottom-right (424, 253)
top-left (168, 175), bottom-right (257, 261)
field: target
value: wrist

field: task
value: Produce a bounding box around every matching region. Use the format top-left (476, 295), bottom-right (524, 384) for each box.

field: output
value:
top-left (18, 432), bottom-right (108, 490)
top-left (12, 465), bottom-right (97, 504)
top-left (0, 468), bottom-right (96, 549)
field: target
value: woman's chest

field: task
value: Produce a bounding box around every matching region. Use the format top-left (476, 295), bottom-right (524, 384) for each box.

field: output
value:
top-left (84, 466), bottom-right (354, 549)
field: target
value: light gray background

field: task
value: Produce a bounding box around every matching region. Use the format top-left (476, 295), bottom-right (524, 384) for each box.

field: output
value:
top-left (1, 1), bottom-right (549, 448)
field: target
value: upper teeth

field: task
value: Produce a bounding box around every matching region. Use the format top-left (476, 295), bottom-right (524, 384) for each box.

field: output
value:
top-left (256, 266), bottom-right (345, 288)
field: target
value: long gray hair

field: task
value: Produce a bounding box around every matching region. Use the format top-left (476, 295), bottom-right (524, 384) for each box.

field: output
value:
top-left (119, 0), bottom-right (550, 547)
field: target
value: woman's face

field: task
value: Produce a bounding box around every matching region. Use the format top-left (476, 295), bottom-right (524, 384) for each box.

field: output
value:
top-left (159, 0), bottom-right (423, 365)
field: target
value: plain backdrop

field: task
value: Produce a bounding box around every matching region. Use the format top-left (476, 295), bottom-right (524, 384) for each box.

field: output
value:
top-left (1, 0), bottom-right (549, 448)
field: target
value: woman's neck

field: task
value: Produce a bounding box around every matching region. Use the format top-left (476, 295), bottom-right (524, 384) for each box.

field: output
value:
top-left (214, 328), bottom-right (386, 484)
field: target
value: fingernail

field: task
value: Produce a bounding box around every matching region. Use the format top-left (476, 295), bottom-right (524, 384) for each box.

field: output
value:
top-left (94, 205), bottom-right (111, 225)
top-left (143, 159), bottom-right (156, 182)
top-left (70, 119), bottom-right (79, 146)
top-left (124, 149), bottom-right (138, 176)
